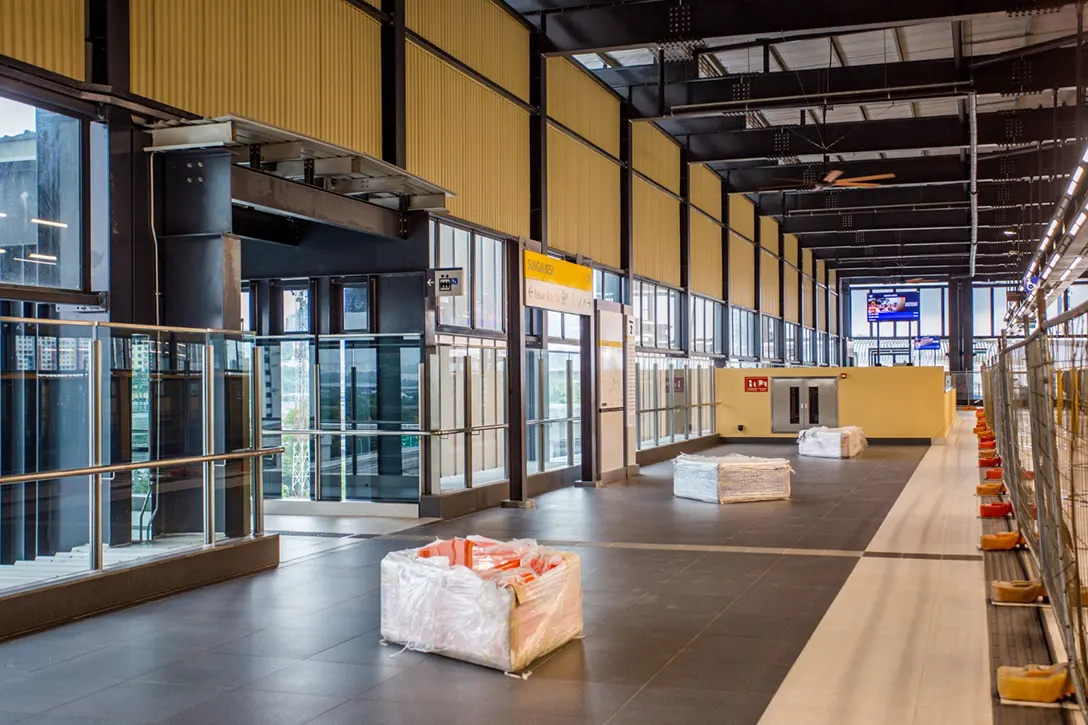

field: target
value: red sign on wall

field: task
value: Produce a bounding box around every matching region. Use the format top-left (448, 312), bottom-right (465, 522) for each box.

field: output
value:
top-left (744, 376), bottom-right (770, 393)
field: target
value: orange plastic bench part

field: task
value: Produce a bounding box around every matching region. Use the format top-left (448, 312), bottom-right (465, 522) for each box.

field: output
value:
top-left (979, 449), bottom-right (997, 458)
top-left (997, 664), bottom-right (1074, 703)
top-left (979, 457), bottom-right (1001, 468)
top-left (981, 502), bottom-right (1013, 518)
top-left (981, 531), bottom-right (1025, 550)
top-left (977, 482), bottom-right (1006, 496)
top-left (992, 580), bottom-right (1047, 604)
top-left (985, 468), bottom-right (1004, 480)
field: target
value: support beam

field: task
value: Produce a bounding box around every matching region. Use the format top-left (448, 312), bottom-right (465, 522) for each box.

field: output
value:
top-left (781, 207), bottom-right (1041, 234)
top-left (534, 0), bottom-right (1069, 55)
top-left (629, 48), bottom-right (1079, 119)
top-left (381, 0), bottom-right (407, 168)
top-left (758, 182), bottom-right (1054, 215)
top-left (722, 146), bottom-right (1080, 193)
top-left (689, 106), bottom-right (1078, 163)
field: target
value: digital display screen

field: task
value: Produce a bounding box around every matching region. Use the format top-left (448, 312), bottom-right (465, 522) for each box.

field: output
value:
top-left (914, 336), bottom-right (940, 350)
top-left (867, 291), bottom-right (920, 322)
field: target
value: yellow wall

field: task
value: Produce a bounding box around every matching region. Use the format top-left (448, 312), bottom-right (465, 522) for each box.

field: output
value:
top-left (817, 285), bottom-right (828, 331)
top-left (633, 122), bottom-right (680, 193)
top-left (816, 259), bottom-right (826, 283)
top-left (783, 265), bottom-right (800, 323)
top-left (729, 233), bottom-right (756, 309)
top-left (802, 248), bottom-right (814, 277)
top-left (690, 164), bottom-right (722, 220)
top-left (784, 234), bottom-right (800, 266)
top-left (728, 194), bottom-right (755, 240)
top-left (132, 0), bottom-right (382, 158)
top-left (829, 269), bottom-right (837, 288)
top-left (760, 249), bottom-right (780, 315)
top-left (690, 211), bottom-right (723, 299)
top-left (803, 276), bottom-right (814, 327)
top-left (633, 177), bottom-right (680, 286)
top-left (760, 217), bottom-right (779, 253)
top-left (546, 57), bottom-right (619, 157)
top-left (406, 0), bottom-right (529, 100)
top-left (0, 0), bottom-right (83, 78)
top-left (715, 366), bottom-right (952, 439)
top-left (830, 291), bottom-right (839, 334)
top-left (547, 126), bottom-right (621, 266)
top-left (407, 41), bottom-right (530, 238)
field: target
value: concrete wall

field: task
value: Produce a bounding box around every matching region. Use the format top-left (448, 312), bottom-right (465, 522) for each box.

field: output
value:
top-left (716, 366), bottom-right (952, 440)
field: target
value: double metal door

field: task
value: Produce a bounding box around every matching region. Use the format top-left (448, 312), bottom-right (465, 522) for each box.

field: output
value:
top-left (771, 378), bottom-right (839, 434)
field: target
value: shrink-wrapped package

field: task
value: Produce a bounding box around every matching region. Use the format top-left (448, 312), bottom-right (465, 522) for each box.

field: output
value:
top-left (673, 453), bottom-right (791, 504)
top-left (797, 426), bottom-right (867, 459)
top-left (380, 536), bottom-right (583, 673)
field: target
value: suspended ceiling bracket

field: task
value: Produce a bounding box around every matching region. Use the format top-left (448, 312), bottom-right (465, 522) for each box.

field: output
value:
top-left (144, 115), bottom-right (454, 214)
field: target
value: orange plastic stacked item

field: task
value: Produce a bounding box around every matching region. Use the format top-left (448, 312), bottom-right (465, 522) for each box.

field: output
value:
top-left (977, 482), bottom-right (1006, 496)
top-left (979, 448), bottom-right (997, 458)
top-left (981, 531), bottom-right (1026, 550)
top-left (980, 432), bottom-right (995, 442)
top-left (979, 456), bottom-right (1001, 468)
top-left (985, 468), bottom-right (1004, 480)
top-left (416, 537), bottom-right (561, 589)
top-left (981, 502), bottom-right (1013, 518)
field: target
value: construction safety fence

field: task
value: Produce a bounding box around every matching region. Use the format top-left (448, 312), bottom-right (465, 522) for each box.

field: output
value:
top-left (983, 299), bottom-right (1088, 714)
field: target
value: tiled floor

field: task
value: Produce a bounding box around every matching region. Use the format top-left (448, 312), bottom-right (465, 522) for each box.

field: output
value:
top-left (0, 424), bottom-right (1000, 725)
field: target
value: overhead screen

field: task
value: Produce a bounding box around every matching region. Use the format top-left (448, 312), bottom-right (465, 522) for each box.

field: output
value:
top-left (866, 291), bottom-right (920, 322)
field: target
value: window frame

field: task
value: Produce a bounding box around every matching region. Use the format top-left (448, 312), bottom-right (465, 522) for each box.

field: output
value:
top-left (431, 219), bottom-right (508, 336)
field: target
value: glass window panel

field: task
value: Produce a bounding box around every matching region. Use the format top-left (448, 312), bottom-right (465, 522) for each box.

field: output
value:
top-left (437, 225), bottom-right (472, 328)
top-left (850, 289), bottom-right (870, 337)
top-left (656, 286), bottom-right (669, 348)
top-left (671, 291), bottom-right (682, 349)
top-left (972, 286), bottom-right (992, 338)
top-left (919, 287), bottom-right (942, 336)
top-left (604, 272), bottom-right (621, 303)
top-left (240, 289), bottom-right (251, 331)
top-left (0, 96), bottom-right (83, 290)
top-left (342, 285), bottom-right (369, 331)
top-left (282, 288), bottom-right (310, 333)
top-left (1070, 284), bottom-right (1088, 311)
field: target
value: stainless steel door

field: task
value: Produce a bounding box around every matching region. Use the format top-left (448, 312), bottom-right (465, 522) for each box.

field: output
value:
top-left (771, 378), bottom-right (804, 433)
top-left (771, 378), bottom-right (839, 433)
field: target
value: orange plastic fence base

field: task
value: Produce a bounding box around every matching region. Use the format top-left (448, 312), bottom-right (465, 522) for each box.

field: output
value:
top-left (979, 457), bottom-right (1002, 468)
top-left (981, 531), bottom-right (1026, 550)
top-left (985, 468), bottom-right (1004, 480)
top-left (977, 482), bottom-right (1007, 496)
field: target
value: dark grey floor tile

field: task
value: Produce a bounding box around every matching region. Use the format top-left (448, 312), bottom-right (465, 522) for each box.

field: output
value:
top-left (682, 633), bottom-right (807, 666)
top-left (246, 659), bottom-right (402, 698)
top-left (136, 652), bottom-right (296, 688)
top-left (307, 698), bottom-right (594, 725)
top-left (530, 640), bottom-right (672, 685)
top-left (47, 681), bottom-right (229, 723)
top-left (162, 689), bottom-right (344, 725)
top-left (0, 673), bottom-right (121, 714)
top-left (704, 612), bottom-right (824, 640)
top-left (30, 644), bottom-right (191, 681)
top-left (607, 687), bottom-right (773, 725)
top-left (0, 640), bottom-right (99, 675)
top-left (0, 713), bottom-right (23, 725)
top-left (309, 633), bottom-right (427, 667)
top-left (210, 625), bottom-right (359, 659)
top-left (122, 622), bottom-right (261, 654)
top-left (649, 652), bottom-right (794, 693)
top-left (13, 715), bottom-right (141, 725)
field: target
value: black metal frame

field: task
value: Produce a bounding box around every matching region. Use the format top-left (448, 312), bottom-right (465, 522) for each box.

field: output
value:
top-left (430, 217), bottom-right (509, 339)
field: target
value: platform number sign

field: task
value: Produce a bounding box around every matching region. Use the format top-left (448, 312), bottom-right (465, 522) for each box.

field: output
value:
top-left (744, 376), bottom-right (769, 393)
top-left (428, 268), bottom-right (465, 297)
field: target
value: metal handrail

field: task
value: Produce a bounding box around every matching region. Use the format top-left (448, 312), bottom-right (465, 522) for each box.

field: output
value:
top-left (263, 424), bottom-right (509, 438)
top-left (0, 447), bottom-right (284, 489)
top-left (0, 315), bottom-right (253, 338)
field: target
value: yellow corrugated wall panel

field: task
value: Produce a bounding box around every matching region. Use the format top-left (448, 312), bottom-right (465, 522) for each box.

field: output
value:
top-left (816, 259), bottom-right (826, 283)
top-left (690, 212), bottom-right (723, 299)
top-left (407, 42), bottom-right (530, 238)
top-left (546, 58), bottom-right (619, 157)
top-left (783, 266), bottom-right (800, 323)
top-left (830, 292), bottom-right (839, 334)
top-left (817, 285), bottom-right (828, 331)
top-left (803, 276), bottom-right (814, 327)
top-left (729, 233), bottom-right (756, 309)
top-left (728, 194), bottom-right (755, 241)
top-left (802, 248), bottom-right (814, 277)
top-left (0, 0), bottom-right (83, 78)
top-left (131, 0), bottom-right (381, 157)
top-left (784, 234), bottom-right (800, 266)
top-left (406, 0), bottom-right (529, 100)
top-left (547, 127), bottom-right (621, 267)
top-left (760, 250), bottom-right (780, 316)
top-left (632, 177), bottom-right (680, 286)
top-left (632, 122), bottom-right (680, 194)
top-left (690, 164), bottom-right (722, 220)
top-left (760, 217), bottom-right (779, 253)
top-left (829, 269), bottom-right (837, 288)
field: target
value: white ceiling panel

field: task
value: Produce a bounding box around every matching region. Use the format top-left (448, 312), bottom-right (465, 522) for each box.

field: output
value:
top-left (574, 54), bottom-right (605, 70)
top-left (608, 48), bottom-right (656, 66)
top-left (864, 102), bottom-right (916, 120)
top-left (712, 47), bottom-right (767, 75)
top-left (898, 22), bottom-right (953, 61)
top-left (774, 38), bottom-right (839, 70)
top-left (822, 106), bottom-right (867, 124)
top-left (837, 29), bottom-right (901, 66)
top-left (965, 13), bottom-right (1031, 56)
top-left (914, 98), bottom-right (960, 117)
top-left (760, 108), bottom-right (803, 126)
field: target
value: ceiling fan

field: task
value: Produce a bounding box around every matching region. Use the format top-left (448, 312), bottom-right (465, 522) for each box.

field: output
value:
top-left (759, 168), bottom-right (896, 192)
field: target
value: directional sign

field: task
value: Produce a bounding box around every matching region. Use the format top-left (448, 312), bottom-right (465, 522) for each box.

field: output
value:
top-left (427, 268), bottom-right (465, 297)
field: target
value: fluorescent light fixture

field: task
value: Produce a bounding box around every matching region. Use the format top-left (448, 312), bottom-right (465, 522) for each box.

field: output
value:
top-left (13, 256), bottom-right (56, 266)
top-left (0, 212), bottom-right (6, 218)
top-left (1029, 259), bottom-right (1039, 274)
top-left (1050, 253), bottom-right (1060, 267)
top-left (1062, 270), bottom-right (1072, 281)
top-left (1004, 229), bottom-right (1016, 237)
top-left (1075, 167), bottom-right (1084, 184)
top-left (1069, 177), bottom-right (1080, 197)
top-left (1048, 220), bottom-right (1059, 237)
top-left (29, 218), bottom-right (67, 229)
top-left (28, 253), bottom-right (57, 262)
top-left (1082, 146), bottom-right (1088, 163)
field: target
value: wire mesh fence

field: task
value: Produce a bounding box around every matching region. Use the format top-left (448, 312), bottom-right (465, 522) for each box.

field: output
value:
top-left (985, 301), bottom-right (1088, 712)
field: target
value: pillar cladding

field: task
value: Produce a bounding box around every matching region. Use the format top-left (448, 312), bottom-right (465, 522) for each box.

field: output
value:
top-left (155, 149), bottom-right (240, 330)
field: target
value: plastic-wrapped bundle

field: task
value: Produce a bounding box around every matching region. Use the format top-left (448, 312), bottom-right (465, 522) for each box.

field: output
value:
top-left (673, 453), bottom-right (791, 504)
top-left (797, 426), bottom-right (867, 459)
top-left (380, 536), bottom-right (583, 673)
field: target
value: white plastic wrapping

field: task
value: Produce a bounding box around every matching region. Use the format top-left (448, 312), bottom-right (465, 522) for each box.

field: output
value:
top-left (673, 453), bottom-right (791, 504)
top-left (380, 537), bottom-right (583, 673)
top-left (797, 426), bottom-right (867, 459)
